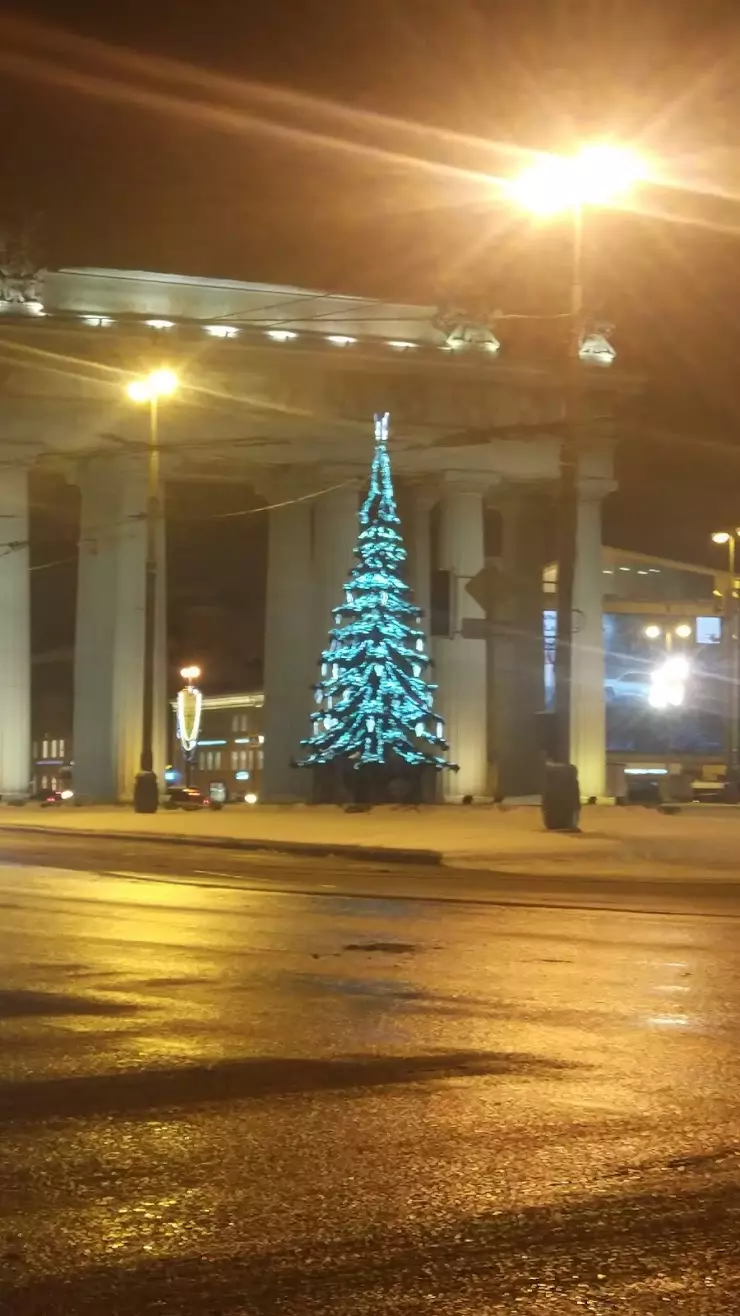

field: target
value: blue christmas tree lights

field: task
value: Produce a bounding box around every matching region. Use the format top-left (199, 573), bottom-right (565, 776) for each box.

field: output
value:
top-left (298, 412), bottom-right (456, 775)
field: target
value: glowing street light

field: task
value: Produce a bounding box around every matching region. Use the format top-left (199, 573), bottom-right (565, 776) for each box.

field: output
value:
top-left (506, 145), bottom-right (644, 828)
top-left (125, 367), bottom-right (180, 814)
top-left (127, 367), bottom-right (178, 403)
top-left (644, 622), bottom-right (693, 653)
top-left (507, 144), bottom-right (645, 216)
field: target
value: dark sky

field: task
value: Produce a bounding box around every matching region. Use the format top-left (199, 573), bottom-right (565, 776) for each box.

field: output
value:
top-left (7, 0), bottom-right (740, 686)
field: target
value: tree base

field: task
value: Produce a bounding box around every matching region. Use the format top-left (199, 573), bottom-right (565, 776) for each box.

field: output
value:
top-left (311, 760), bottom-right (438, 806)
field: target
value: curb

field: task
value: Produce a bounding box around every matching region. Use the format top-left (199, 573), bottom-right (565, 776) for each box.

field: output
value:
top-left (0, 823), bottom-right (443, 868)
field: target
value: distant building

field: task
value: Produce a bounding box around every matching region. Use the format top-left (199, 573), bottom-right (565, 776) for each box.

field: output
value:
top-left (170, 692), bottom-right (264, 800)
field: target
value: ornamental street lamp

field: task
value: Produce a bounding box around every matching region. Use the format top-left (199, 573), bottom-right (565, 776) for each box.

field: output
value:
top-left (712, 530), bottom-right (740, 793)
top-left (177, 665), bottom-right (203, 787)
top-left (508, 144), bottom-right (644, 826)
top-left (125, 368), bottom-right (179, 813)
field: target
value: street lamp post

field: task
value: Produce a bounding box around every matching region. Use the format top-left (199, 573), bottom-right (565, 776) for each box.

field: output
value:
top-left (712, 530), bottom-right (740, 794)
top-left (126, 368), bottom-right (178, 813)
top-left (508, 145), bottom-right (643, 827)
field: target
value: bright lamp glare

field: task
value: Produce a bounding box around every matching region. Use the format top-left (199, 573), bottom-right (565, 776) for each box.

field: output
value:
top-left (508, 144), bottom-right (644, 215)
top-left (127, 379), bottom-right (150, 403)
top-left (644, 625), bottom-right (662, 640)
top-left (244, 792), bottom-right (258, 805)
top-left (180, 665), bottom-right (201, 682)
top-left (712, 531), bottom-right (731, 544)
top-left (649, 655), bottom-right (689, 710)
top-left (149, 368), bottom-right (178, 396)
top-left (127, 369), bottom-right (178, 403)
top-left (675, 624), bottom-right (692, 639)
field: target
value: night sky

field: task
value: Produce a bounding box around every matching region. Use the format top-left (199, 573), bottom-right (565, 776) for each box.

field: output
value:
top-left (5, 0), bottom-right (740, 691)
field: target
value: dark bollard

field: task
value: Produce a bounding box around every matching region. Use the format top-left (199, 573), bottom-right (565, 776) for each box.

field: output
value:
top-left (541, 761), bottom-right (581, 832)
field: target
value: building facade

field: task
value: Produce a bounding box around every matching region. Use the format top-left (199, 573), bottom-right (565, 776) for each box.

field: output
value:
top-left (0, 265), bottom-right (634, 804)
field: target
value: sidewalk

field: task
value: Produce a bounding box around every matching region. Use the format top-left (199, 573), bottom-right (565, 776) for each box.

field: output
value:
top-left (1, 801), bottom-right (740, 880)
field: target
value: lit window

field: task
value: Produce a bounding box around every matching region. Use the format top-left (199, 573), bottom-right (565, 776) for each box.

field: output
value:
top-left (232, 714), bottom-right (240, 732)
top-left (239, 749), bottom-right (248, 772)
top-left (51, 778), bottom-right (57, 792)
top-left (41, 776), bottom-right (48, 791)
top-left (42, 739), bottom-right (48, 758)
top-left (231, 750), bottom-right (239, 770)
top-left (51, 739), bottom-right (57, 758)
top-left (198, 751), bottom-right (205, 770)
top-left (59, 738), bottom-right (65, 758)
top-left (257, 750), bottom-right (264, 770)
top-left (145, 319), bottom-right (174, 330)
top-left (214, 751), bottom-right (222, 769)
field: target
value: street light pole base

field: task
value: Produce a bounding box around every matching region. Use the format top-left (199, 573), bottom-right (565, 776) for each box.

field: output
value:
top-left (133, 771), bottom-right (159, 814)
top-left (541, 761), bottom-right (581, 831)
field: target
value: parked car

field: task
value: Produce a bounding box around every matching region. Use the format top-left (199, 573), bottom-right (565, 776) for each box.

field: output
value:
top-left (605, 670), bottom-right (651, 703)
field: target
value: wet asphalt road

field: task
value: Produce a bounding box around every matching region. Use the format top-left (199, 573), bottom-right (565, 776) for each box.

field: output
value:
top-left (1, 841), bottom-right (740, 1312)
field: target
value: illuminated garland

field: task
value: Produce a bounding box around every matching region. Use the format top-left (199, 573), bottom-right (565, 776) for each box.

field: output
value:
top-left (298, 411), bottom-right (456, 773)
top-left (176, 685), bottom-right (203, 754)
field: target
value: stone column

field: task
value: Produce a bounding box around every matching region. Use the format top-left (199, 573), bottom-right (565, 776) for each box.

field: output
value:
top-left (74, 454), bottom-right (167, 801)
top-left (491, 489), bottom-right (548, 798)
top-left (434, 485), bottom-right (488, 799)
top-left (406, 484), bottom-right (435, 623)
top-left (313, 482), bottom-right (359, 660)
top-left (0, 468), bottom-right (30, 796)
top-left (262, 493), bottom-right (315, 800)
top-left (570, 483), bottom-right (607, 799)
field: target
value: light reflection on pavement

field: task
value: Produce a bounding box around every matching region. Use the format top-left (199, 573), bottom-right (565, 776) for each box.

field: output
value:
top-left (1, 860), bottom-right (739, 1312)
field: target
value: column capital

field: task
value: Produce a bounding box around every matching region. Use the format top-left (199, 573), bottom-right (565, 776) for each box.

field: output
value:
top-left (578, 476), bottom-right (618, 503)
top-left (439, 472), bottom-right (502, 498)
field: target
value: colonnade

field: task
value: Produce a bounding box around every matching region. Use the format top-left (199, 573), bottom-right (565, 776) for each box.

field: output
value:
top-left (0, 458), bottom-right (607, 802)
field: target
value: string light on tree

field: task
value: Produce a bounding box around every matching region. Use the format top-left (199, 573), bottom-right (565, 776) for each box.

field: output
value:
top-left (298, 412), bottom-right (456, 791)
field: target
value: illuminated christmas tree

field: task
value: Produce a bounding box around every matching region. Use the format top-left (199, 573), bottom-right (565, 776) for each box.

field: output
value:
top-left (298, 412), bottom-right (456, 799)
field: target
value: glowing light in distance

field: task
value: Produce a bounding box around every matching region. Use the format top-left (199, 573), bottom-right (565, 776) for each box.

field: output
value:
top-left (145, 318), bottom-right (175, 330)
top-left (387, 340), bottom-right (417, 350)
top-left (326, 335), bottom-right (356, 346)
top-left (649, 655), bottom-right (690, 709)
top-left (712, 531), bottom-right (731, 544)
top-left (126, 368), bottom-right (179, 403)
top-left (507, 144), bottom-right (645, 216)
top-left (206, 324), bottom-right (239, 338)
top-left (244, 792), bottom-right (258, 805)
top-left (180, 664), bottom-right (201, 683)
top-left (675, 623), bottom-right (693, 639)
top-left (82, 314), bottom-right (113, 327)
top-left (60, 789), bottom-right (74, 800)
top-left (266, 329), bottom-right (297, 342)
top-left (644, 624), bottom-right (662, 639)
